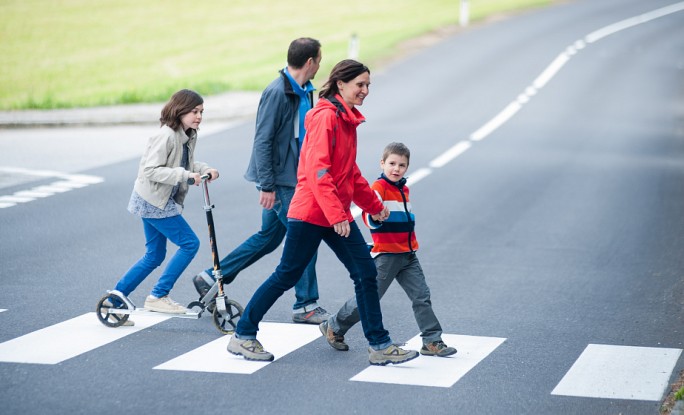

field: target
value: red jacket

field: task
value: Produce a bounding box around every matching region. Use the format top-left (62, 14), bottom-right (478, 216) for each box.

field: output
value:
top-left (288, 95), bottom-right (384, 227)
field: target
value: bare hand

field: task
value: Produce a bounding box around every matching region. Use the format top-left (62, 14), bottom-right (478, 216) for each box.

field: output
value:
top-left (207, 169), bottom-right (219, 182)
top-left (259, 191), bottom-right (276, 210)
top-left (371, 207), bottom-right (389, 222)
top-left (189, 172), bottom-right (201, 186)
top-left (333, 220), bottom-right (351, 238)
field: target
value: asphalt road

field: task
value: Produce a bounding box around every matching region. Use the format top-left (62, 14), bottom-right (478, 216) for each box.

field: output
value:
top-left (1, 0), bottom-right (683, 413)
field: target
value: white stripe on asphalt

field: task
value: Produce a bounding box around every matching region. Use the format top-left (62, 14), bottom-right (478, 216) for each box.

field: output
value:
top-left (350, 334), bottom-right (506, 387)
top-left (0, 312), bottom-right (170, 364)
top-left (154, 322), bottom-right (321, 374)
top-left (551, 344), bottom-right (683, 401)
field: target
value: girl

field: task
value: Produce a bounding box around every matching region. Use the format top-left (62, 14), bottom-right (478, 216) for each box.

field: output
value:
top-left (110, 89), bottom-right (219, 323)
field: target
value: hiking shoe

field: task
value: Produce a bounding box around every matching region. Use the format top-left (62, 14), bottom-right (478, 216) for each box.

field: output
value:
top-left (293, 307), bottom-right (331, 325)
top-left (369, 344), bottom-right (419, 366)
top-left (226, 335), bottom-right (274, 362)
top-left (103, 299), bottom-right (134, 326)
top-left (192, 272), bottom-right (213, 298)
top-left (319, 320), bottom-right (349, 351)
top-left (420, 340), bottom-right (457, 357)
top-left (144, 295), bottom-right (188, 314)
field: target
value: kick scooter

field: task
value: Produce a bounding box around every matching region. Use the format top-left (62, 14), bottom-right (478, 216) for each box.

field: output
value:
top-left (96, 174), bottom-right (244, 334)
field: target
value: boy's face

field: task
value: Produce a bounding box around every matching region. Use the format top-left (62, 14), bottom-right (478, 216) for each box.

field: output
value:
top-left (381, 153), bottom-right (409, 183)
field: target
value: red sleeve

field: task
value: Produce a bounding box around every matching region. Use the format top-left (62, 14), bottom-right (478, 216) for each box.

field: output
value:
top-left (353, 167), bottom-right (384, 216)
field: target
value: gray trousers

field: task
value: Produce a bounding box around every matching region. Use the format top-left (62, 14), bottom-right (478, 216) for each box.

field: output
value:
top-left (329, 252), bottom-right (443, 344)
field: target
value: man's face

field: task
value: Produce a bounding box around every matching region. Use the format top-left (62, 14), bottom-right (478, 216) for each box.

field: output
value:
top-left (308, 50), bottom-right (322, 80)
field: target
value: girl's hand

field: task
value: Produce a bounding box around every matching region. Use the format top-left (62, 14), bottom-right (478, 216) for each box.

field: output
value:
top-left (189, 172), bottom-right (201, 186)
top-left (333, 220), bottom-right (351, 238)
top-left (207, 169), bottom-right (219, 182)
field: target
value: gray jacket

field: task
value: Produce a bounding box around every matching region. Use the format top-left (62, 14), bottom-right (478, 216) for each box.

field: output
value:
top-left (132, 125), bottom-right (210, 209)
top-left (244, 69), bottom-right (313, 191)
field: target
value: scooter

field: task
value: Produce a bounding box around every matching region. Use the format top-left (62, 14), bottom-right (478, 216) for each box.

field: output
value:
top-left (95, 174), bottom-right (244, 334)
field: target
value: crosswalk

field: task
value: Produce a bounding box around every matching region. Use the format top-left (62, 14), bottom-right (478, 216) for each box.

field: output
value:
top-left (0, 310), bottom-right (680, 402)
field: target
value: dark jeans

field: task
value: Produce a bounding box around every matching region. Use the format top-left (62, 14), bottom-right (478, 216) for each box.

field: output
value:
top-left (236, 220), bottom-right (392, 349)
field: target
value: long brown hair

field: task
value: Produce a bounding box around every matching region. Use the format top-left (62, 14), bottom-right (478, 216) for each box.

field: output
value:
top-left (319, 59), bottom-right (370, 99)
top-left (160, 89), bottom-right (203, 130)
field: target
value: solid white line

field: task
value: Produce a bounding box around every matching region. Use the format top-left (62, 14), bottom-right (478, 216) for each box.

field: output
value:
top-left (350, 334), bottom-right (506, 387)
top-left (154, 322), bottom-right (321, 374)
top-left (0, 309), bottom-right (6, 313)
top-left (532, 53), bottom-right (570, 89)
top-left (429, 141), bottom-right (472, 168)
top-left (0, 312), bottom-right (171, 364)
top-left (406, 167), bottom-right (433, 186)
top-left (469, 102), bottom-right (522, 142)
top-left (551, 344), bottom-right (683, 401)
top-left (585, 2), bottom-right (684, 44)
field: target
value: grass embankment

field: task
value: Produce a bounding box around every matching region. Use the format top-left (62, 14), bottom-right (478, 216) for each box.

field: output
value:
top-left (0, 0), bottom-right (551, 110)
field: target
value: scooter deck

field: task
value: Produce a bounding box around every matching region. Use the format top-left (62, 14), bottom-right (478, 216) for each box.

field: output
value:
top-left (106, 307), bottom-right (201, 319)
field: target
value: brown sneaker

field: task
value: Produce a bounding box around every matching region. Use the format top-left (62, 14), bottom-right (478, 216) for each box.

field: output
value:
top-left (319, 320), bottom-right (349, 351)
top-left (369, 344), bottom-right (419, 366)
top-left (420, 340), bottom-right (457, 357)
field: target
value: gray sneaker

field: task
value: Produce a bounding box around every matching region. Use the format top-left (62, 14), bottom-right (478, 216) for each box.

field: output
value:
top-left (420, 340), bottom-right (457, 357)
top-left (227, 335), bottom-right (274, 362)
top-left (369, 344), bottom-right (419, 366)
top-left (293, 307), bottom-right (331, 325)
top-left (319, 320), bottom-right (349, 351)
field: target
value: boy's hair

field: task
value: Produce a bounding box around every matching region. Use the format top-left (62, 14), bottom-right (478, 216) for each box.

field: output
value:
top-left (160, 89), bottom-right (203, 131)
top-left (287, 37), bottom-right (321, 69)
top-left (382, 142), bottom-right (411, 164)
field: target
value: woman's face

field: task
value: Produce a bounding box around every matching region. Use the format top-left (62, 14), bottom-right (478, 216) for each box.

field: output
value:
top-left (181, 104), bottom-right (204, 130)
top-left (337, 72), bottom-right (370, 109)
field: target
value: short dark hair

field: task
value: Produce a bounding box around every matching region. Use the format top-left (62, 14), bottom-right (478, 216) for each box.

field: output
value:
top-left (319, 59), bottom-right (370, 99)
top-left (287, 37), bottom-right (321, 69)
top-left (382, 142), bottom-right (411, 164)
top-left (159, 89), bottom-right (203, 130)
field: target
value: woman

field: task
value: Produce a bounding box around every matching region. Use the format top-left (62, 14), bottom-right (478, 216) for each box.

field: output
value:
top-left (108, 89), bottom-right (219, 324)
top-left (227, 60), bottom-right (418, 366)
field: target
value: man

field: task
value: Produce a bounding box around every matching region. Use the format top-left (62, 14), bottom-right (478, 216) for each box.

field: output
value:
top-left (193, 37), bottom-right (329, 324)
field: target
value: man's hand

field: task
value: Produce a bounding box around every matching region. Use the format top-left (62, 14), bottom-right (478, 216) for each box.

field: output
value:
top-left (259, 190), bottom-right (276, 210)
top-left (371, 206), bottom-right (389, 222)
top-left (333, 220), bottom-right (351, 238)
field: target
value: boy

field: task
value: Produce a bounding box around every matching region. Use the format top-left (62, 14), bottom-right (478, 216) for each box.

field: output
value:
top-left (320, 142), bottom-right (457, 357)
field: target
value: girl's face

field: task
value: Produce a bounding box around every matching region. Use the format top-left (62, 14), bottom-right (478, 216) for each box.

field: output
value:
top-left (337, 72), bottom-right (370, 109)
top-left (181, 104), bottom-right (204, 130)
top-left (381, 153), bottom-right (409, 183)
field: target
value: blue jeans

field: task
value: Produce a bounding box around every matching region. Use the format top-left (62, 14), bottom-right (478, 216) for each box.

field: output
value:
top-left (204, 186), bottom-right (319, 311)
top-left (116, 215), bottom-right (200, 298)
top-left (236, 220), bottom-right (392, 349)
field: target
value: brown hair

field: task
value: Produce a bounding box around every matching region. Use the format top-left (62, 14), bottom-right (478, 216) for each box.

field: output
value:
top-left (319, 59), bottom-right (370, 99)
top-left (382, 142), bottom-right (411, 165)
top-left (159, 89), bottom-right (203, 130)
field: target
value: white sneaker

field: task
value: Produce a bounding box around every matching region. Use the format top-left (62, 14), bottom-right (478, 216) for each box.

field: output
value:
top-left (144, 295), bottom-right (188, 314)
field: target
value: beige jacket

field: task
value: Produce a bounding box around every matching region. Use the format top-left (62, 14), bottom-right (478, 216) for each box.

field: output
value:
top-left (132, 125), bottom-right (210, 209)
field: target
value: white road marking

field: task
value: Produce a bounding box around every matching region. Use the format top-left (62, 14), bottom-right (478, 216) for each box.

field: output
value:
top-left (154, 322), bottom-right (321, 374)
top-left (0, 312), bottom-right (170, 364)
top-left (551, 344), bottom-right (683, 401)
top-left (429, 141), bottom-right (471, 168)
top-left (350, 334), bottom-right (506, 387)
top-left (0, 309), bottom-right (6, 313)
top-left (0, 167), bottom-right (103, 209)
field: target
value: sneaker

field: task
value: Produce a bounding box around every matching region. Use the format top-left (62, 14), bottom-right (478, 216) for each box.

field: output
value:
top-left (102, 299), bottom-right (134, 326)
top-left (293, 307), bottom-right (331, 325)
top-left (192, 272), bottom-right (213, 298)
top-left (319, 320), bottom-right (349, 351)
top-left (368, 344), bottom-right (419, 366)
top-left (226, 335), bottom-right (274, 362)
top-left (420, 340), bottom-right (457, 357)
top-left (144, 295), bottom-right (188, 314)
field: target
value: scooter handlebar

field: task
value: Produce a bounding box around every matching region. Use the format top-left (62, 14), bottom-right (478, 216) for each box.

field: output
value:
top-left (187, 173), bottom-right (212, 185)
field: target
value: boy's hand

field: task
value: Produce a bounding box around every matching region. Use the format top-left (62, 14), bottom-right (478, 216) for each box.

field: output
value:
top-left (371, 207), bottom-right (389, 222)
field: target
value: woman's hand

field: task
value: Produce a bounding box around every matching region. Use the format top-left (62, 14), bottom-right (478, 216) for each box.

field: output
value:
top-left (333, 220), bottom-right (351, 238)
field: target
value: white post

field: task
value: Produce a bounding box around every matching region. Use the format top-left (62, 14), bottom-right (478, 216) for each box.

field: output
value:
top-left (460, 0), bottom-right (470, 27)
top-left (348, 33), bottom-right (360, 59)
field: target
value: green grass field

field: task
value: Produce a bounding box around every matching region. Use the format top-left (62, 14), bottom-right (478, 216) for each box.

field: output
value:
top-left (0, 0), bottom-right (551, 110)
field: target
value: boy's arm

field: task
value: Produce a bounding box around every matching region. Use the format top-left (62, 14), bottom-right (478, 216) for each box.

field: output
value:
top-left (362, 184), bottom-right (385, 229)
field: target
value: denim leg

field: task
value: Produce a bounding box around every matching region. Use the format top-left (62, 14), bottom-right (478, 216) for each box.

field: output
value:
top-left (273, 186), bottom-right (320, 311)
top-left (148, 215), bottom-right (200, 298)
top-left (331, 253), bottom-right (398, 336)
top-left (115, 219), bottom-right (167, 296)
top-left (205, 199), bottom-right (287, 284)
top-left (235, 220), bottom-right (323, 338)
top-left (323, 222), bottom-right (391, 349)
top-left (394, 255), bottom-right (443, 344)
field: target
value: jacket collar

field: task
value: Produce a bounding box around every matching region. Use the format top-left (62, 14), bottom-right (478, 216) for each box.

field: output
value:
top-left (380, 172), bottom-right (407, 189)
top-left (328, 95), bottom-right (365, 126)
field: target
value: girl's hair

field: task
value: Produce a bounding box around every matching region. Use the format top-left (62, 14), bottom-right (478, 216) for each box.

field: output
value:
top-left (382, 142), bottom-right (411, 164)
top-left (160, 89), bottom-right (204, 130)
top-left (319, 59), bottom-right (370, 99)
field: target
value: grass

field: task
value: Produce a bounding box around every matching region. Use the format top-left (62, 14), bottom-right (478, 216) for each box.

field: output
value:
top-left (0, 0), bottom-right (552, 110)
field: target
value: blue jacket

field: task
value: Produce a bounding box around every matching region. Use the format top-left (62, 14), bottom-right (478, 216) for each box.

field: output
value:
top-left (244, 69), bottom-right (314, 191)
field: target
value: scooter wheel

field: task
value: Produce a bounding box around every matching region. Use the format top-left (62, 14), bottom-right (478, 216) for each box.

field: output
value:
top-left (96, 293), bottom-right (130, 327)
top-left (212, 298), bottom-right (244, 335)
